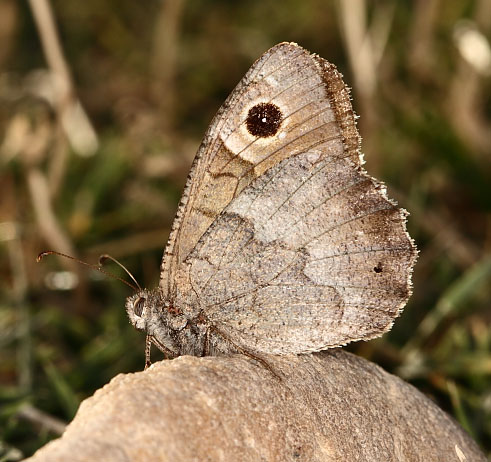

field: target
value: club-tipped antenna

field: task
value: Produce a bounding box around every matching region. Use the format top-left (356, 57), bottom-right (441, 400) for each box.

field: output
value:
top-left (37, 251), bottom-right (139, 291)
top-left (99, 254), bottom-right (142, 291)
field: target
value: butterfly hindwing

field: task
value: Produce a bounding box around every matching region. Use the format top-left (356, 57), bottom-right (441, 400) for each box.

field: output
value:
top-left (176, 149), bottom-right (415, 354)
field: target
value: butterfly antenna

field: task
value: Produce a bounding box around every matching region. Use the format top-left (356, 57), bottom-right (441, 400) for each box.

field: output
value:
top-left (99, 254), bottom-right (142, 291)
top-left (37, 251), bottom-right (139, 291)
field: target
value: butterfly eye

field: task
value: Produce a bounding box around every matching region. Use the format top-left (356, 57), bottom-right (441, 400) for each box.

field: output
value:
top-left (134, 297), bottom-right (145, 317)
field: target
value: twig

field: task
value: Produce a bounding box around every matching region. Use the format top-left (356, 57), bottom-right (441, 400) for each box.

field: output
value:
top-left (17, 403), bottom-right (67, 436)
top-left (151, 0), bottom-right (185, 135)
top-left (408, 0), bottom-right (441, 80)
top-left (28, 0), bottom-right (98, 196)
top-left (26, 168), bottom-right (77, 271)
top-left (336, 0), bottom-right (394, 173)
top-left (27, 0), bottom-right (72, 101)
top-left (337, 0), bottom-right (393, 100)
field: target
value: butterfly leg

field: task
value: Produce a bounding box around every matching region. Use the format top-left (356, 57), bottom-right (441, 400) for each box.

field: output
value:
top-left (144, 335), bottom-right (152, 369)
top-left (203, 328), bottom-right (210, 357)
top-left (144, 335), bottom-right (177, 369)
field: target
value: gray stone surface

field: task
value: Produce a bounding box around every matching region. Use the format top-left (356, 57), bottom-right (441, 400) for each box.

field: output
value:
top-left (25, 351), bottom-right (485, 461)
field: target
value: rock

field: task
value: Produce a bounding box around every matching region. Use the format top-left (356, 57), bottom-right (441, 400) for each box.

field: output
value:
top-left (24, 351), bottom-right (485, 461)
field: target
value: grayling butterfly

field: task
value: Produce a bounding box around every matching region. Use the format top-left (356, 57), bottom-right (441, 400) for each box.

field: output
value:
top-left (125, 42), bottom-right (417, 367)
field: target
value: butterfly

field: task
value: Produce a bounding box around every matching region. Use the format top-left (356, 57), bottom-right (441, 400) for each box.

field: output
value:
top-left (125, 42), bottom-right (417, 367)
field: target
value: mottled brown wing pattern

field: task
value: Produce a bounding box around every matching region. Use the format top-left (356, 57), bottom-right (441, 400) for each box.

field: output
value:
top-left (176, 149), bottom-right (415, 354)
top-left (159, 43), bottom-right (360, 298)
top-left (155, 41), bottom-right (417, 355)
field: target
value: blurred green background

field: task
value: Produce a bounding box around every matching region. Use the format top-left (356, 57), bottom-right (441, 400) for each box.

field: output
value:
top-left (0, 0), bottom-right (490, 459)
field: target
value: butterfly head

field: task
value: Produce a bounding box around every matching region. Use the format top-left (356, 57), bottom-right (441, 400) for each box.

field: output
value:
top-left (125, 289), bottom-right (166, 332)
top-left (125, 288), bottom-right (190, 355)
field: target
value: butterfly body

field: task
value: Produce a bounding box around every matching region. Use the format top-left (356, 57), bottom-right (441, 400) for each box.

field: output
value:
top-left (126, 289), bottom-right (245, 358)
top-left (125, 42), bottom-right (417, 365)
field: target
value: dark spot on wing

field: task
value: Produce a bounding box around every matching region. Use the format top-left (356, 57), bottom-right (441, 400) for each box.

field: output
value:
top-left (246, 102), bottom-right (282, 137)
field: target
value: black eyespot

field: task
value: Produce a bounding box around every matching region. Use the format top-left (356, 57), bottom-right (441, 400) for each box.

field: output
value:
top-left (246, 102), bottom-right (282, 137)
top-left (134, 297), bottom-right (145, 317)
top-left (373, 262), bottom-right (383, 273)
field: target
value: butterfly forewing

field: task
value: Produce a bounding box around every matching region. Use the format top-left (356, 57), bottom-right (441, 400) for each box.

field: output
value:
top-left (160, 43), bottom-right (360, 295)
